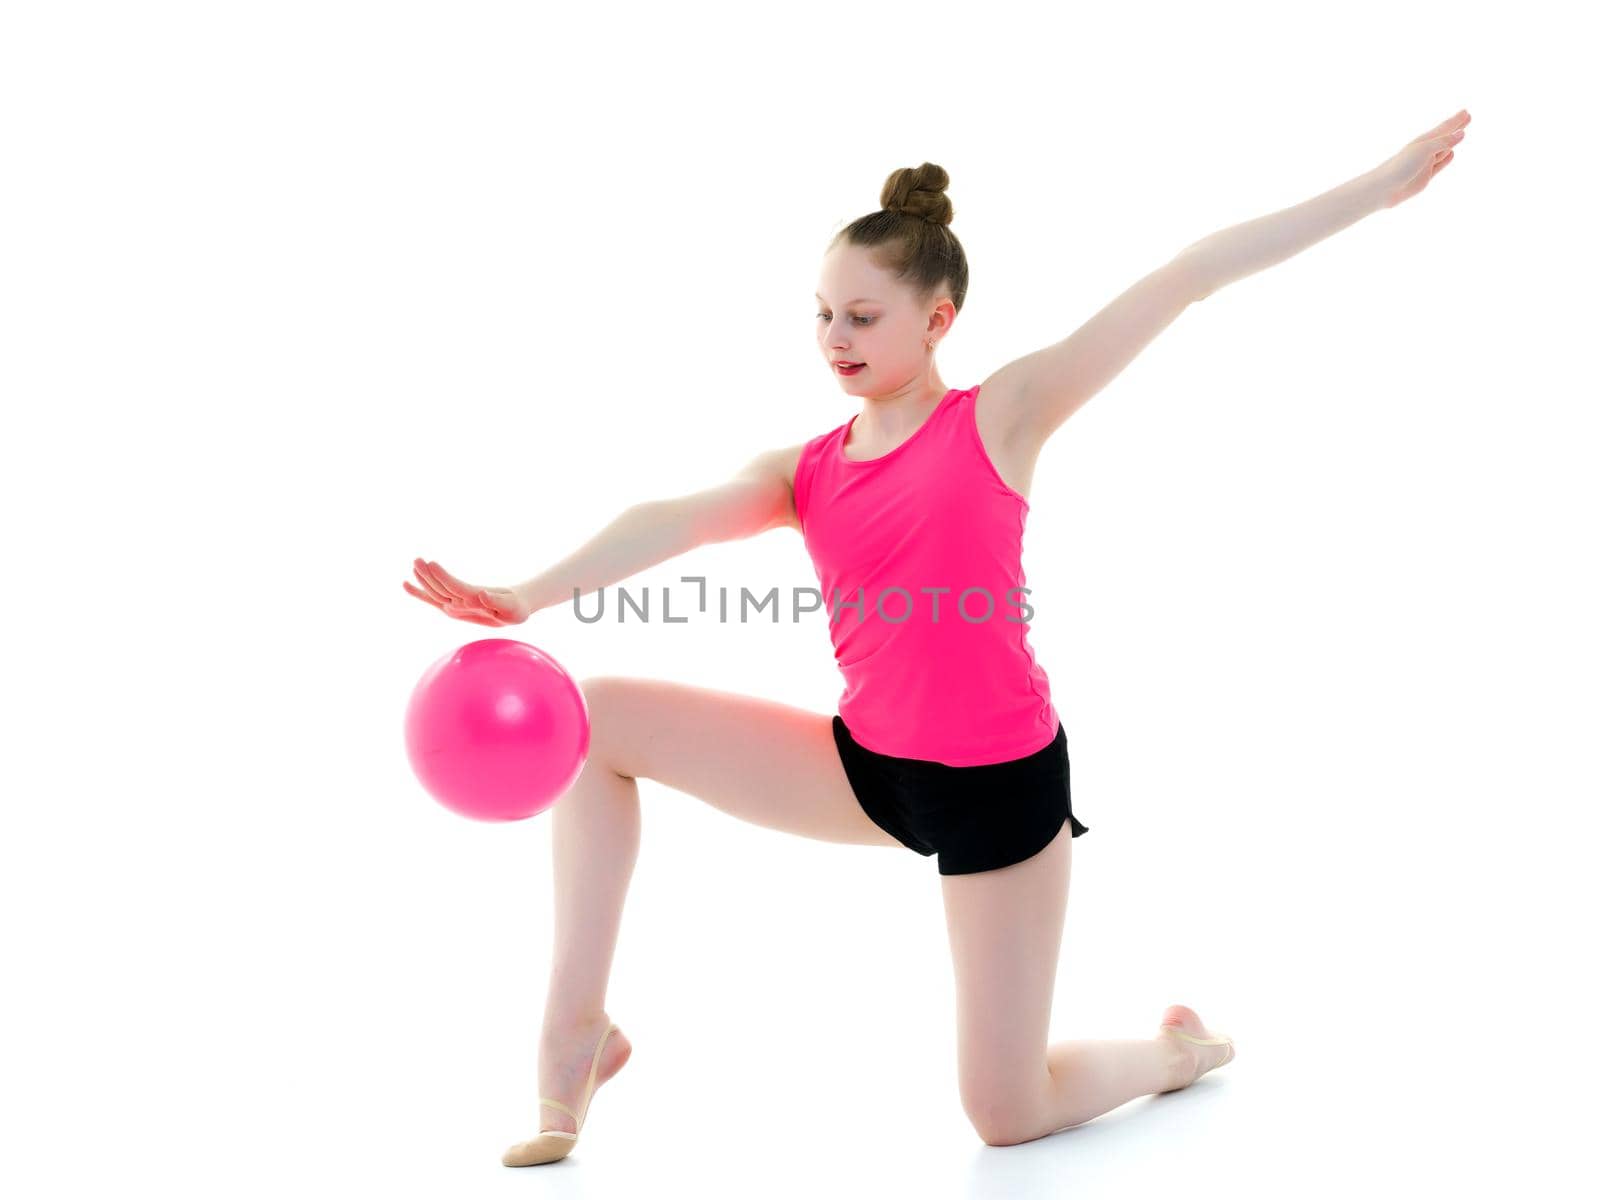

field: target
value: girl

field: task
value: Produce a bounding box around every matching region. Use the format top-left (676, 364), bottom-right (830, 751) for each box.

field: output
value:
top-left (404, 109), bottom-right (1469, 1162)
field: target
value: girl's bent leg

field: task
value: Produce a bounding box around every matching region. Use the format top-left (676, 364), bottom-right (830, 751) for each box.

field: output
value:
top-left (541, 675), bottom-right (901, 1034)
top-left (529, 677), bottom-right (906, 1141)
top-left (941, 822), bottom-right (1227, 1147)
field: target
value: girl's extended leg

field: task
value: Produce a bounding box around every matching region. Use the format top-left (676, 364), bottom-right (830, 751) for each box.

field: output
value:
top-left (531, 675), bottom-right (903, 1137)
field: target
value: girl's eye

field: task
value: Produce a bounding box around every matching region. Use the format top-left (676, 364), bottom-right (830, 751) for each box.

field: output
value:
top-left (816, 313), bottom-right (872, 325)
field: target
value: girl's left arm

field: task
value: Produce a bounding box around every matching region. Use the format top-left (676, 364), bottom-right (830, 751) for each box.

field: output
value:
top-left (987, 109), bottom-right (1472, 454)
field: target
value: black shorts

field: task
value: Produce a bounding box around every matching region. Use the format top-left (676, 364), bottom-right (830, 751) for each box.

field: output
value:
top-left (831, 716), bottom-right (1089, 876)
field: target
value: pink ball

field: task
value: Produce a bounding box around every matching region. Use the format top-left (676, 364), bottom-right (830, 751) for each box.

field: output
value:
top-left (404, 639), bottom-right (590, 822)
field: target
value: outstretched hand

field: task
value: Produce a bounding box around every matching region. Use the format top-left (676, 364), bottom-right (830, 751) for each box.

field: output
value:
top-left (1378, 109), bottom-right (1471, 209)
top-left (404, 558), bottom-right (532, 626)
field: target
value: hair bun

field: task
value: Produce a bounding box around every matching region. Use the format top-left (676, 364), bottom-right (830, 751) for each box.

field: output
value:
top-left (880, 162), bottom-right (953, 226)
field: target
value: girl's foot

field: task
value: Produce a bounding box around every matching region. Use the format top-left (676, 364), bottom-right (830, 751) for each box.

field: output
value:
top-left (1158, 1003), bottom-right (1234, 1089)
top-left (535, 1012), bottom-right (633, 1135)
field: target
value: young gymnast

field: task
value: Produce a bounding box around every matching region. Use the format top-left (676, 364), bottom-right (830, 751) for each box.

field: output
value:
top-left (404, 109), bottom-right (1470, 1162)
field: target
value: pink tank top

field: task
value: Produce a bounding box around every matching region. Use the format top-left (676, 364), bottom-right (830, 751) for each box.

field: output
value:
top-left (792, 384), bottom-right (1059, 766)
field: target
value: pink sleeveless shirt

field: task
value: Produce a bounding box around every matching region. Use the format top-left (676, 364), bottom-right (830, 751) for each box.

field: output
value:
top-left (792, 384), bottom-right (1059, 766)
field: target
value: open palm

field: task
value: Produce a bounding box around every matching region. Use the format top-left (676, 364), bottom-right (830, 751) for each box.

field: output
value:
top-left (403, 558), bottom-right (530, 626)
top-left (1380, 108), bottom-right (1471, 209)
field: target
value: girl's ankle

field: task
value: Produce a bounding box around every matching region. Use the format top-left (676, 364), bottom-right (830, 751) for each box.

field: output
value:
top-left (540, 1009), bottom-right (611, 1046)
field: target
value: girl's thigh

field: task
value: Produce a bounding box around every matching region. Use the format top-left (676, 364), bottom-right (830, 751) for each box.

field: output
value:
top-left (580, 674), bottom-right (904, 849)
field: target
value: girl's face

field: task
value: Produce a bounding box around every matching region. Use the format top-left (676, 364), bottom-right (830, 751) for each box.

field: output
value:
top-left (815, 243), bottom-right (952, 393)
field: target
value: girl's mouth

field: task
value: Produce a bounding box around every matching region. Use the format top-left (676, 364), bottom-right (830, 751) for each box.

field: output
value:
top-left (836, 362), bottom-right (865, 375)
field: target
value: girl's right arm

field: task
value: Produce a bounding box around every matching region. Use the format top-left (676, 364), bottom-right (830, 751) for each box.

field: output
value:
top-left (405, 442), bottom-right (805, 625)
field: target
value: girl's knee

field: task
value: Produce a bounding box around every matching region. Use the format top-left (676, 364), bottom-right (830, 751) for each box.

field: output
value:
top-left (961, 1089), bottom-right (1039, 1148)
top-left (969, 1112), bottom-right (1030, 1147)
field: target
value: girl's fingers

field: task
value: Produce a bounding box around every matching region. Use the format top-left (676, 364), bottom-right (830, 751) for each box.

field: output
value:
top-left (423, 566), bottom-right (460, 603)
top-left (414, 559), bottom-right (461, 602)
top-left (404, 580), bottom-right (445, 609)
top-left (1408, 115), bottom-right (1468, 153)
top-left (412, 560), bottom-right (511, 624)
top-left (1418, 132), bottom-right (1457, 158)
top-left (413, 562), bottom-right (453, 604)
top-left (424, 562), bottom-right (491, 610)
top-left (428, 561), bottom-right (479, 598)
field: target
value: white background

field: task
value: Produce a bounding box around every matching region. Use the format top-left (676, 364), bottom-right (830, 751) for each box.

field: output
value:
top-left (4, 1), bottom-right (1595, 1196)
